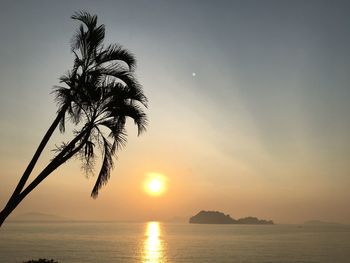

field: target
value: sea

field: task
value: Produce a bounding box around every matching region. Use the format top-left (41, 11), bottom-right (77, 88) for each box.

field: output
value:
top-left (0, 222), bottom-right (349, 263)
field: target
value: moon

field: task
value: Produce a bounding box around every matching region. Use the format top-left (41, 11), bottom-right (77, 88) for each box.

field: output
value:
top-left (192, 72), bottom-right (196, 77)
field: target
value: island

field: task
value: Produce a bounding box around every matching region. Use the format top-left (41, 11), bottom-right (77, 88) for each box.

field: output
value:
top-left (189, 211), bottom-right (274, 225)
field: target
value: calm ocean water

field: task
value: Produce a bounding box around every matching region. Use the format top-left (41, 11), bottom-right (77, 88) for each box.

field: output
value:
top-left (0, 222), bottom-right (349, 263)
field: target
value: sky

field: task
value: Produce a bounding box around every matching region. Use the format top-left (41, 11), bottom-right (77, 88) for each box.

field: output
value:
top-left (0, 0), bottom-right (350, 224)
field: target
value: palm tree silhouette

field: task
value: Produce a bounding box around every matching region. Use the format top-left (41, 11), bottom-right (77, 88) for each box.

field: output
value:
top-left (0, 11), bottom-right (147, 227)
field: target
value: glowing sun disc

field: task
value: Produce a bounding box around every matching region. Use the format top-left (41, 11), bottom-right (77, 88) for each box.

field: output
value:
top-left (144, 173), bottom-right (167, 196)
top-left (148, 179), bottom-right (162, 193)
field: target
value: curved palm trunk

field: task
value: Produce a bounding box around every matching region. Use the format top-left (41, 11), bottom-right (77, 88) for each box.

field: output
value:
top-left (0, 106), bottom-right (67, 227)
top-left (0, 131), bottom-right (87, 227)
top-left (0, 123), bottom-right (91, 227)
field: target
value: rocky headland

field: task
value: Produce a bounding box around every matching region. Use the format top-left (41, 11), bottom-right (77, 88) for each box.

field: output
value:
top-left (189, 210), bottom-right (274, 225)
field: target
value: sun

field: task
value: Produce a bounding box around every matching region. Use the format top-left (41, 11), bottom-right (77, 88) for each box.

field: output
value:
top-left (148, 179), bottom-right (162, 193)
top-left (144, 173), bottom-right (167, 196)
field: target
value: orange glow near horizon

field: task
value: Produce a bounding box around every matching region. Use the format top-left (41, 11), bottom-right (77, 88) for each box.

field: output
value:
top-left (144, 173), bottom-right (167, 197)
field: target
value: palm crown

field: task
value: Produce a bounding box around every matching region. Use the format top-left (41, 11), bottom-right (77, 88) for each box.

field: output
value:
top-left (54, 11), bottom-right (148, 197)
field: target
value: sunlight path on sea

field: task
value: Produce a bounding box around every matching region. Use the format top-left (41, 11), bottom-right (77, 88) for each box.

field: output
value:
top-left (143, 222), bottom-right (165, 263)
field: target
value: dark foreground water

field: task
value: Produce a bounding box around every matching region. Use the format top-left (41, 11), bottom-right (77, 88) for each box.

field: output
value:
top-left (0, 222), bottom-right (349, 263)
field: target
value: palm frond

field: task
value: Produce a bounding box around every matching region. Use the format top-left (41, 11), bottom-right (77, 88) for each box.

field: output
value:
top-left (84, 140), bottom-right (95, 159)
top-left (70, 102), bottom-right (83, 124)
top-left (70, 24), bottom-right (86, 52)
top-left (91, 136), bottom-right (113, 198)
top-left (71, 11), bottom-right (97, 30)
top-left (107, 103), bottom-right (148, 136)
top-left (71, 11), bottom-right (105, 63)
top-left (78, 139), bottom-right (95, 176)
top-left (99, 119), bottom-right (128, 150)
top-left (96, 44), bottom-right (136, 71)
top-left (125, 105), bottom-right (148, 135)
top-left (91, 68), bottom-right (147, 106)
top-left (97, 68), bottom-right (136, 87)
top-left (87, 24), bottom-right (105, 53)
top-left (52, 86), bottom-right (74, 133)
top-left (107, 82), bottom-right (148, 108)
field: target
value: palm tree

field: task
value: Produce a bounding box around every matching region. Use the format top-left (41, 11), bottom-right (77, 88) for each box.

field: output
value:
top-left (0, 11), bottom-right (147, 227)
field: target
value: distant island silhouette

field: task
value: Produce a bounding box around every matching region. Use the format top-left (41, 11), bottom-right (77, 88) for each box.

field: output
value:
top-left (189, 211), bottom-right (274, 225)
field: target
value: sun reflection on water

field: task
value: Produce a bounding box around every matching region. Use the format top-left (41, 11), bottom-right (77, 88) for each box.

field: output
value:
top-left (143, 222), bottom-right (165, 263)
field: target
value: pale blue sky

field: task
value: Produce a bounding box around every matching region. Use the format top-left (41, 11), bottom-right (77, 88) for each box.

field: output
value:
top-left (1, 1), bottom-right (350, 223)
